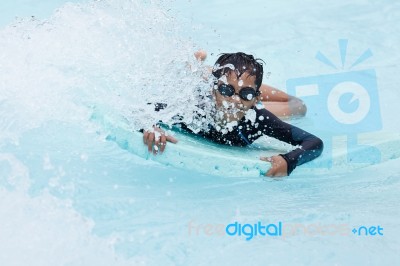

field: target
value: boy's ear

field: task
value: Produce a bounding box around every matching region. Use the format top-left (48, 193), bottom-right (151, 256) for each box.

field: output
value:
top-left (256, 90), bottom-right (262, 101)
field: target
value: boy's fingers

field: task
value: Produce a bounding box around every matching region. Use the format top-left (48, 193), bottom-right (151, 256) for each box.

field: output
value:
top-left (267, 167), bottom-right (281, 177)
top-left (143, 129), bottom-right (177, 154)
top-left (147, 133), bottom-right (154, 152)
top-left (143, 131), bottom-right (148, 145)
top-left (160, 135), bottom-right (167, 153)
top-left (261, 157), bottom-right (275, 176)
top-left (153, 135), bottom-right (160, 155)
top-left (260, 156), bottom-right (272, 162)
top-left (194, 50), bottom-right (207, 61)
top-left (266, 168), bottom-right (275, 177)
top-left (166, 135), bottom-right (178, 144)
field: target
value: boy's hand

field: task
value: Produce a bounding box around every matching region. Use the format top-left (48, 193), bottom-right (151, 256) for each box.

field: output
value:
top-left (260, 155), bottom-right (288, 177)
top-left (143, 126), bottom-right (178, 155)
top-left (194, 50), bottom-right (207, 61)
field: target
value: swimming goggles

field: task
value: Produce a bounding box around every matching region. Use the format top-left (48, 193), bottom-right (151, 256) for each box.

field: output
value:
top-left (216, 83), bottom-right (260, 101)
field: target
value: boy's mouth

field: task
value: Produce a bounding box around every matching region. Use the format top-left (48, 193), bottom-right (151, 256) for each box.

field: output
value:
top-left (227, 105), bottom-right (246, 112)
top-left (225, 108), bottom-right (238, 114)
top-left (220, 105), bottom-right (237, 111)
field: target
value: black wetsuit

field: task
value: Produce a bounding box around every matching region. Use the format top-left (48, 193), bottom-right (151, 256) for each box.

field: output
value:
top-left (152, 103), bottom-right (323, 175)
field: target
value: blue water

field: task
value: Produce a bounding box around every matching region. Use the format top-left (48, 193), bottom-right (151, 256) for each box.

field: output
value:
top-left (1, 0), bottom-right (400, 265)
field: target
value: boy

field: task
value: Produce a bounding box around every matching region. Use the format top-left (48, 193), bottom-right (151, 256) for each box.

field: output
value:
top-left (143, 52), bottom-right (323, 177)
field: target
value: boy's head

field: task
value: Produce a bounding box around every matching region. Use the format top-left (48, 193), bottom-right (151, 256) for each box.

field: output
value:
top-left (212, 52), bottom-right (264, 90)
top-left (211, 53), bottom-right (264, 124)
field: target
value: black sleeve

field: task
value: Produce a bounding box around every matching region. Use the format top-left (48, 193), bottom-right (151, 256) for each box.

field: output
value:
top-left (153, 102), bottom-right (167, 111)
top-left (256, 108), bottom-right (323, 175)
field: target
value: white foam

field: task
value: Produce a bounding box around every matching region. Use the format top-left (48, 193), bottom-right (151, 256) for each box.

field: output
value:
top-left (0, 0), bottom-right (212, 143)
top-left (0, 153), bottom-right (138, 265)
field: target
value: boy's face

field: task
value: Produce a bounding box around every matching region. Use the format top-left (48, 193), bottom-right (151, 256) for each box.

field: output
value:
top-left (213, 70), bottom-right (258, 122)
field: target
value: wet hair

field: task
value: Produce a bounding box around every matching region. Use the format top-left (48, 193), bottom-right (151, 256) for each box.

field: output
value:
top-left (212, 52), bottom-right (264, 89)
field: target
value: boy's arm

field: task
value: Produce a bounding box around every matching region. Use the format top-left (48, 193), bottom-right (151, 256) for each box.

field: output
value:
top-left (257, 109), bottom-right (323, 175)
top-left (259, 84), bottom-right (307, 117)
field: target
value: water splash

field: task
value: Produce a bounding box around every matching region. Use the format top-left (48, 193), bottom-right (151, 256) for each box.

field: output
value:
top-left (0, 0), bottom-right (211, 143)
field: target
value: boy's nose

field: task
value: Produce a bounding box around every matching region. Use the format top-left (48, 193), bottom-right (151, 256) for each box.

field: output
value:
top-left (230, 95), bottom-right (241, 103)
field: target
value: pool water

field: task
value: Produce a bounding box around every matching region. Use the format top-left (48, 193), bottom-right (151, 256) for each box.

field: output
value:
top-left (1, 0), bottom-right (400, 265)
